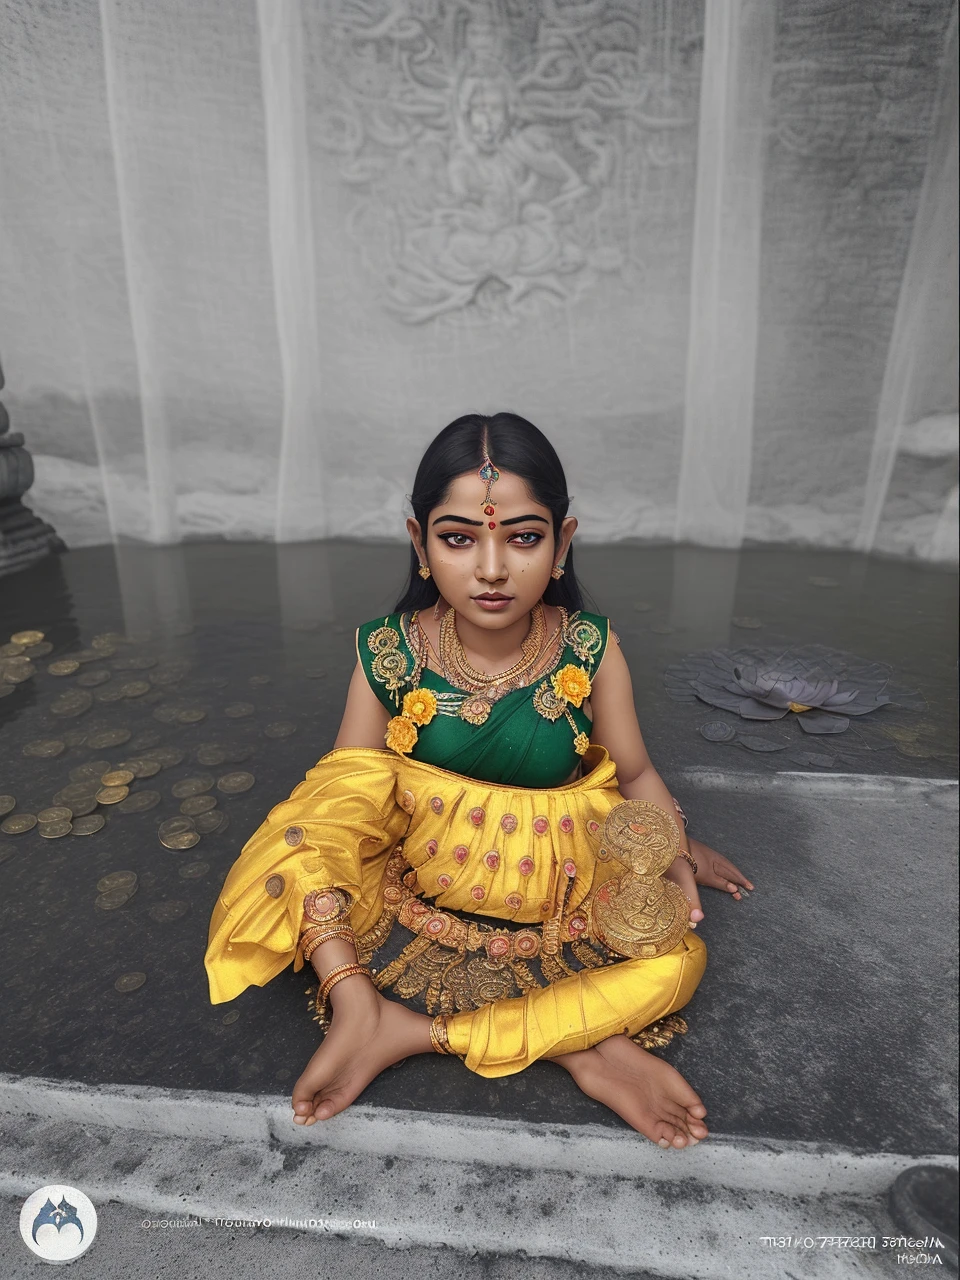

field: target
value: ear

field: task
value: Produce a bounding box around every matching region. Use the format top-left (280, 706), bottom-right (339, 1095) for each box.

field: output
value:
top-left (556, 515), bottom-right (578, 564)
top-left (406, 516), bottom-right (425, 561)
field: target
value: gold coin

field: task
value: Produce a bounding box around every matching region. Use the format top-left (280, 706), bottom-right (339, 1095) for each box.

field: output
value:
top-left (160, 829), bottom-right (201, 851)
top-left (95, 687), bottom-right (126, 703)
top-left (38, 820), bottom-right (73, 839)
top-left (48, 659), bottom-right (80, 676)
top-left (96, 887), bottom-right (135, 910)
top-left (178, 861), bottom-right (209, 879)
top-left (113, 655), bottom-right (158, 671)
top-left (116, 790), bottom-right (161, 814)
top-left (224, 702), bottom-right (254, 719)
top-left (120, 680), bottom-right (151, 698)
top-left (149, 900), bottom-right (189, 922)
top-left (192, 810), bottom-right (226, 835)
top-left (117, 758), bottom-right (161, 779)
top-left (158, 816), bottom-right (196, 838)
top-left (92, 632), bottom-right (125, 649)
top-left (222, 1010), bottom-right (240, 1025)
top-left (176, 708), bottom-right (207, 724)
top-left (98, 871), bottom-right (138, 892)
top-left (101, 769), bottom-right (135, 787)
top-left (1, 659), bottom-right (35, 684)
top-left (114, 971), bottom-right (147, 992)
top-left (87, 728), bottom-right (132, 750)
top-left (55, 782), bottom-right (98, 806)
top-left (217, 771), bottom-right (255, 795)
top-left (77, 669), bottom-right (111, 688)
top-left (264, 721), bottom-right (297, 739)
top-left (70, 796), bottom-right (100, 818)
top-left (96, 785), bottom-right (129, 805)
top-left (180, 794), bottom-right (217, 816)
top-left (70, 761), bottom-right (112, 783)
top-left (1, 814), bottom-right (37, 834)
top-left (0, 795), bottom-right (16, 817)
top-left (10, 629), bottom-right (44, 645)
top-left (141, 746), bottom-right (184, 767)
top-left (0, 641), bottom-right (25, 657)
top-left (171, 775), bottom-right (215, 798)
top-left (195, 744), bottom-right (227, 766)
top-left (51, 690), bottom-right (94, 716)
top-left (75, 647), bottom-right (109, 664)
top-left (72, 814), bottom-right (105, 835)
top-left (23, 640), bottom-right (54, 657)
top-left (152, 706), bottom-right (180, 724)
top-left (0, 683), bottom-right (17, 698)
top-left (37, 806), bottom-right (73, 823)
top-left (23, 739), bottom-right (66, 758)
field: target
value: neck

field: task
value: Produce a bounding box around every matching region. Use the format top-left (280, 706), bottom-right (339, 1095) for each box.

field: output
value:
top-left (450, 603), bottom-right (537, 666)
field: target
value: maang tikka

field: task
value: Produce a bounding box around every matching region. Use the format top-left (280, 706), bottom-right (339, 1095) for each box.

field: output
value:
top-left (478, 441), bottom-right (500, 527)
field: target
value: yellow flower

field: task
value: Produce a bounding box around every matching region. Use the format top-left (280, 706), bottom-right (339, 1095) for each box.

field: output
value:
top-left (552, 664), bottom-right (592, 708)
top-left (385, 716), bottom-right (419, 755)
top-left (402, 687), bottom-right (438, 726)
top-left (573, 731), bottom-right (590, 756)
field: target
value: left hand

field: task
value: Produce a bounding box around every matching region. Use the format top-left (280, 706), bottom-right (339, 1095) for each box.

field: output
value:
top-left (688, 837), bottom-right (754, 901)
top-left (663, 856), bottom-right (704, 928)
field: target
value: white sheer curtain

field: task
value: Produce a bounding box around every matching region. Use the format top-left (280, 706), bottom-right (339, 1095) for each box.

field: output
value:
top-left (0, 0), bottom-right (955, 562)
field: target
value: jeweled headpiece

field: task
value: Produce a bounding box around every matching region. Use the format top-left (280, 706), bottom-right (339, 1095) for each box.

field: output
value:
top-left (478, 440), bottom-right (500, 523)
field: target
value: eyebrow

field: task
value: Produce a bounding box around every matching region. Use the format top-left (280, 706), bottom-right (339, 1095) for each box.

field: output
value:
top-left (431, 513), bottom-right (550, 527)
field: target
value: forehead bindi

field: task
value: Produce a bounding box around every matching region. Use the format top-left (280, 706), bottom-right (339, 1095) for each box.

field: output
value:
top-left (434, 471), bottom-right (550, 529)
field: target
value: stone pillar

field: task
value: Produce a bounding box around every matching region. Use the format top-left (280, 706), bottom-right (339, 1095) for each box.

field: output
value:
top-left (0, 354), bottom-right (65, 577)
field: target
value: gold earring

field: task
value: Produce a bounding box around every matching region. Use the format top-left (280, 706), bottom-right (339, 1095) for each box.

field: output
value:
top-left (551, 563), bottom-right (565, 580)
top-left (418, 563), bottom-right (432, 580)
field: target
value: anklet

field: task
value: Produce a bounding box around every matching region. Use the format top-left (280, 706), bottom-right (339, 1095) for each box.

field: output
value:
top-left (314, 962), bottom-right (373, 1030)
top-left (302, 926), bottom-right (357, 964)
top-left (429, 1015), bottom-right (458, 1056)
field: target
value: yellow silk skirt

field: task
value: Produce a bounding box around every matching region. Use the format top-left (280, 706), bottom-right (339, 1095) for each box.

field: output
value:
top-left (204, 745), bottom-right (706, 1078)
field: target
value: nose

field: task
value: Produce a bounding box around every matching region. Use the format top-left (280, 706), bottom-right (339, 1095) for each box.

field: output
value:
top-left (476, 535), bottom-right (507, 586)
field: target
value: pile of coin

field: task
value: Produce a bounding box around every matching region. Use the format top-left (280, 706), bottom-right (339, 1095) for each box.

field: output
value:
top-left (158, 817), bottom-right (201, 850)
top-left (96, 870), bottom-right (138, 910)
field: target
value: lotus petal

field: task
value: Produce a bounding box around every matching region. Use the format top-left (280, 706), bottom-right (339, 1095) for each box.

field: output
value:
top-left (797, 711), bottom-right (850, 734)
top-left (737, 698), bottom-right (790, 720)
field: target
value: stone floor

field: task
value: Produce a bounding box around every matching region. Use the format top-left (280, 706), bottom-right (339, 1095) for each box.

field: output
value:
top-left (0, 542), bottom-right (957, 1156)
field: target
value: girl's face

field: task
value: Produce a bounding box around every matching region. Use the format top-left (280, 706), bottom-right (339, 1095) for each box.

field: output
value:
top-left (407, 469), bottom-right (577, 628)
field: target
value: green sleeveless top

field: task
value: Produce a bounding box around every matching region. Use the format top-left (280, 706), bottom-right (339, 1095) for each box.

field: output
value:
top-left (356, 609), bottom-right (611, 789)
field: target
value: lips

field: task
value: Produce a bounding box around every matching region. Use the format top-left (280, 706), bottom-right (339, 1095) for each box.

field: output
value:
top-left (474, 593), bottom-right (512, 601)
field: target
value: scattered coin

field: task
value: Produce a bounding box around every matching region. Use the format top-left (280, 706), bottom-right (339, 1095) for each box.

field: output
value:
top-left (38, 820), bottom-right (73, 839)
top-left (70, 760), bottom-right (112, 783)
top-left (152, 705), bottom-right (180, 724)
top-left (114, 655), bottom-right (159, 671)
top-left (92, 632), bottom-right (126, 650)
top-left (264, 721), bottom-right (297, 739)
top-left (249, 674), bottom-right (271, 686)
top-left (1, 814), bottom-right (38, 834)
top-left (192, 810), bottom-right (226, 835)
top-left (160, 829), bottom-right (201, 851)
top-left (158, 816), bottom-right (197, 839)
top-left (75, 647), bottom-right (110, 664)
top-left (221, 1010), bottom-right (240, 1025)
top-left (23, 640), bottom-right (54, 657)
top-left (171, 775), bottom-right (215, 799)
top-left (179, 861), bottom-right (209, 879)
top-left (10, 629), bottom-right (44, 646)
top-left (96, 785), bottom-right (130, 805)
top-left (176, 708), bottom-right (207, 724)
top-left (23, 738), bottom-right (66, 758)
top-left (0, 796), bottom-right (16, 817)
top-left (195, 744), bottom-right (228, 766)
top-left (55, 782), bottom-right (98, 806)
top-left (95, 686), bottom-right (127, 703)
top-left (731, 617), bottom-right (764, 630)
top-left (224, 702), bottom-right (255, 719)
top-left (114, 972), bottom-right (147, 992)
top-left (141, 746), bottom-right (184, 767)
top-left (116, 790), bottom-right (161, 814)
top-left (96, 887), bottom-right (136, 910)
top-left (101, 769), bottom-right (135, 788)
top-left (149, 901), bottom-right (189, 923)
top-left (700, 721), bottom-right (737, 743)
top-left (1, 659), bottom-right (35, 684)
top-left (120, 680), bottom-right (151, 698)
top-left (48, 659), bottom-right (80, 676)
top-left (116, 758), bottom-right (161, 779)
top-left (87, 728), bottom-right (132, 749)
top-left (77, 668), bottom-right (111, 687)
top-left (69, 796), bottom-right (100, 817)
top-left (37, 806), bottom-right (73, 823)
top-left (98, 871), bottom-right (138, 892)
top-left (0, 642), bottom-right (25, 658)
top-left (72, 814), bottom-right (106, 835)
top-left (150, 665), bottom-right (189, 686)
top-left (180, 794), bottom-right (217, 816)
top-left (0, 683), bottom-right (17, 698)
top-left (217, 771), bottom-right (255, 795)
top-left (51, 690), bottom-right (94, 717)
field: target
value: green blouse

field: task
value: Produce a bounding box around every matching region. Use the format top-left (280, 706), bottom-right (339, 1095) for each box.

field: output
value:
top-left (356, 609), bottom-right (611, 789)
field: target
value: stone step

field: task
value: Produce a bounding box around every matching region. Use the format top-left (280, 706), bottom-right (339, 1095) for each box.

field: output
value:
top-left (1, 1074), bottom-right (955, 1278)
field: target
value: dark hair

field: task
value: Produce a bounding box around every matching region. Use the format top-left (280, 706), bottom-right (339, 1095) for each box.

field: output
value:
top-left (393, 412), bottom-right (590, 613)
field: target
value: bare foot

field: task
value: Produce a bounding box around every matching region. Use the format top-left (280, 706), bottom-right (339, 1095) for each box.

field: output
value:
top-left (292, 983), bottom-right (433, 1126)
top-left (551, 1034), bottom-right (708, 1149)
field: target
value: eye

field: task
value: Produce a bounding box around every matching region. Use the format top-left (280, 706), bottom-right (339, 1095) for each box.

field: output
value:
top-left (510, 532), bottom-right (543, 546)
top-left (439, 532), bottom-right (474, 548)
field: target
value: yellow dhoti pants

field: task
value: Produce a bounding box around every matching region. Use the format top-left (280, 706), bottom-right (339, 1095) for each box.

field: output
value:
top-left (204, 746), bottom-right (707, 1077)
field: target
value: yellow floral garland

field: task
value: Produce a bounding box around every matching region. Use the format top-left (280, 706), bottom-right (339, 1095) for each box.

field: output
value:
top-left (385, 686), bottom-right (438, 754)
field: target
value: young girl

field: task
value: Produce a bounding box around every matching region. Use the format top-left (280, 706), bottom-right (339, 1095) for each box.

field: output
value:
top-left (205, 413), bottom-right (753, 1150)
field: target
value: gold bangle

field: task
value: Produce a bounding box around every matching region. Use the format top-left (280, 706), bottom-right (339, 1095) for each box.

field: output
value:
top-left (677, 848), bottom-right (698, 875)
top-left (318, 962), bottom-right (371, 1005)
top-left (429, 1015), bottom-right (457, 1056)
top-left (302, 927), bottom-right (357, 964)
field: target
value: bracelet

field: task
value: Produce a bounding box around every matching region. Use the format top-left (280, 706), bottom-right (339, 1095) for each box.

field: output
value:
top-left (302, 927), bottom-right (357, 964)
top-left (429, 1015), bottom-right (458, 1056)
top-left (318, 962), bottom-right (371, 1005)
top-left (677, 848), bottom-right (698, 875)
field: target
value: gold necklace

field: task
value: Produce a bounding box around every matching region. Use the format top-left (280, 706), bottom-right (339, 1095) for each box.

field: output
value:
top-left (439, 602), bottom-right (546, 694)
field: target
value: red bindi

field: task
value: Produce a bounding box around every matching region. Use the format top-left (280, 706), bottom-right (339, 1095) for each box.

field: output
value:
top-left (484, 505), bottom-right (495, 515)
top-left (488, 521), bottom-right (496, 529)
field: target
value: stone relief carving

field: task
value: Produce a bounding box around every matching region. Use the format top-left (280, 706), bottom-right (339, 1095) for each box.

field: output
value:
top-left (315, 0), bottom-right (702, 323)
